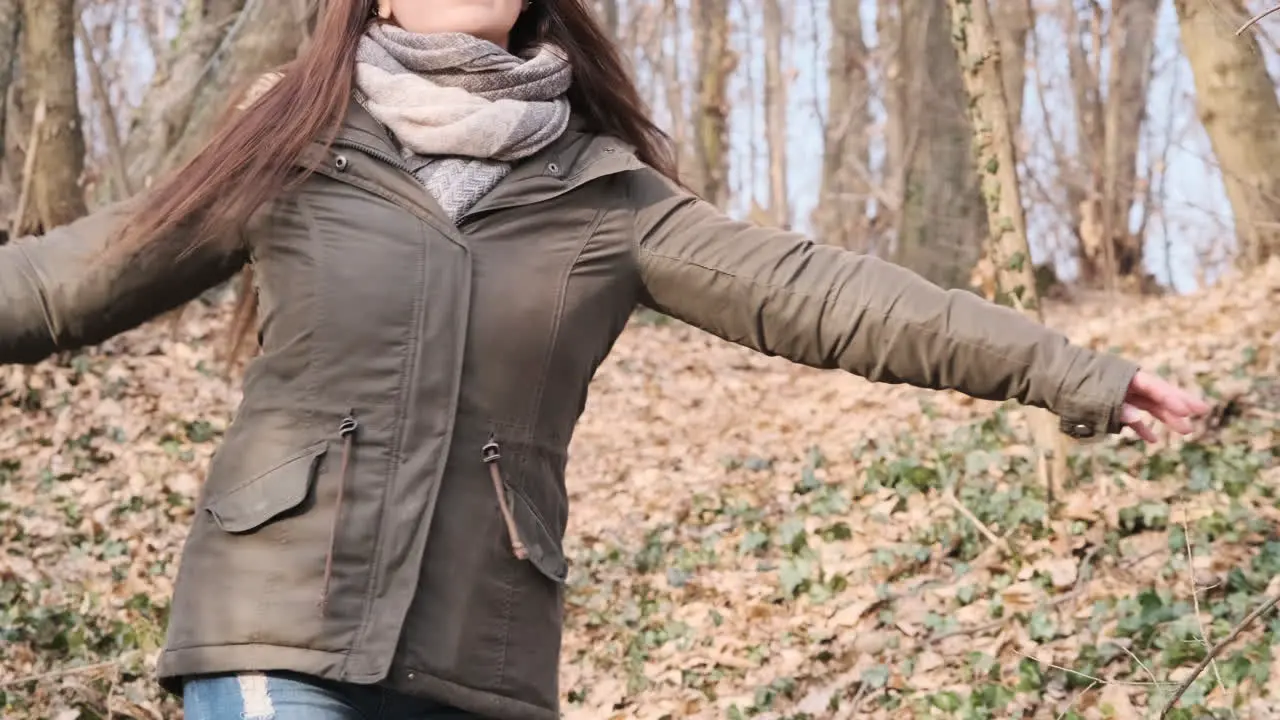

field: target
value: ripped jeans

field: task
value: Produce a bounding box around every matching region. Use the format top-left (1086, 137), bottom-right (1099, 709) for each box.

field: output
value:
top-left (182, 671), bottom-right (485, 720)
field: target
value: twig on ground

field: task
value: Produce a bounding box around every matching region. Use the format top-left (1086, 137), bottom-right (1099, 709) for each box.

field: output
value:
top-left (1056, 680), bottom-right (1099, 720)
top-left (1159, 593), bottom-right (1280, 718)
top-left (936, 460), bottom-right (1008, 552)
top-left (1016, 650), bottom-right (1176, 688)
top-left (1181, 518), bottom-right (1234, 716)
top-left (942, 487), bottom-right (1003, 547)
top-left (1110, 641), bottom-right (1159, 686)
top-left (0, 652), bottom-right (141, 689)
top-left (1237, 4), bottom-right (1280, 35)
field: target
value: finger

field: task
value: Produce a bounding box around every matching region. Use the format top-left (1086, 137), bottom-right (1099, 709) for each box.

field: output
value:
top-left (1128, 393), bottom-right (1196, 434)
top-left (1133, 372), bottom-right (1211, 417)
top-left (1120, 404), bottom-right (1158, 443)
top-left (1129, 419), bottom-right (1157, 443)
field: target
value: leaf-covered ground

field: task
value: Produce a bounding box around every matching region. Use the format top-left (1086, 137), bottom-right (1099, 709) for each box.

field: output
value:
top-left (2, 260), bottom-right (1278, 720)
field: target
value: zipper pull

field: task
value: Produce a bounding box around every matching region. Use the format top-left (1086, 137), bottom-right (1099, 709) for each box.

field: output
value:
top-left (339, 410), bottom-right (359, 438)
top-left (481, 432), bottom-right (500, 464)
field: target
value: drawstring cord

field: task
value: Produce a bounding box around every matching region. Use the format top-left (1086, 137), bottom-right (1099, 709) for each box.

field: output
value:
top-left (320, 412), bottom-right (359, 612)
top-left (482, 436), bottom-right (528, 560)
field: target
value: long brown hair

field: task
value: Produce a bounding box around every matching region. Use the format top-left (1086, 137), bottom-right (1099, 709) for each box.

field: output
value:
top-left (113, 0), bottom-right (677, 363)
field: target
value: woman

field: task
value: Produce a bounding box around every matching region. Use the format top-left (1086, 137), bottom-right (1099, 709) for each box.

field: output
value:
top-left (0, 0), bottom-right (1206, 718)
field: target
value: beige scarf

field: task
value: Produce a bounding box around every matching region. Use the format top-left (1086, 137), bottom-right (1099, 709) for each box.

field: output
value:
top-left (353, 25), bottom-right (573, 221)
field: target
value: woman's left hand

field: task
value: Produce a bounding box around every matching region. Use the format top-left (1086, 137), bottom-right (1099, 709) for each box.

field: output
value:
top-left (1120, 369), bottom-right (1211, 442)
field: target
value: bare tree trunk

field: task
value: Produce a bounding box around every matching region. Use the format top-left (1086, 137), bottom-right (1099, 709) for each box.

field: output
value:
top-left (692, 0), bottom-right (733, 207)
top-left (124, 0), bottom-right (314, 189)
top-left (993, 0), bottom-right (1032, 133)
top-left (16, 0), bottom-right (86, 234)
top-left (1064, 0), bottom-right (1160, 289)
top-left (0, 0), bottom-right (19, 240)
top-left (0, 0), bottom-right (17, 170)
top-left (1174, 0), bottom-right (1280, 267)
top-left (880, 0), bottom-right (907, 251)
top-left (814, 0), bottom-right (870, 249)
top-left (75, 14), bottom-right (131, 201)
top-left (1062, 0), bottom-right (1101, 264)
top-left (1097, 0), bottom-right (1159, 285)
top-left (895, 0), bottom-right (987, 289)
top-left (598, 0), bottom-right (620, 38)
top-left (948, 0), bottom-right (1066, 506)
top-left (762, 0), bottom-right (789, 227)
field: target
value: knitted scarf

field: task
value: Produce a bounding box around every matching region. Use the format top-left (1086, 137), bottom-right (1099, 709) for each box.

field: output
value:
top-left (353, 25), bottom-right (573, 221)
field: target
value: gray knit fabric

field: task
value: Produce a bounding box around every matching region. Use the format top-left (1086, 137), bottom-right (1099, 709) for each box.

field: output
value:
top-left (354, 25), bottom-right (573, 221)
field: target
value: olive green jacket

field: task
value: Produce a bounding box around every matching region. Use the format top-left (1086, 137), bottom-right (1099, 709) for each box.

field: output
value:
top-left (0, 101), bottom-right (1136, 719)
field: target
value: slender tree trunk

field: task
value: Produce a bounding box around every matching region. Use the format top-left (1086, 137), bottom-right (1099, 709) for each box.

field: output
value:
top-left (1100, 0), bottom-right (1158, 283)
top-left (1174, 0), bottom-right (1280, 267)
top-left (657, 0), bottom-right (689, 177)
top-left (76, 14), bottom-right (132, 201)
top-left (0, 0), bottom-right (18, 172)
top-left (598, 0), bottom-right (620, 38)
top-left (880, 0), bottom-right (907, 252)
top-left (0, 0), bottom-right (19, 240)
top-left (17, 0), bottom-right (86, 234)
top-left (993, 0), bottom-right (1032, 134)
top-left (1065, 0), bottom-right (1160, 289)
top-left (815, 0), bottom-right (870, 249)
top-left (948, 0), bottom-right (1066, 505)
top-left (762, 0), bottom-right (789, 227)
top-left (895, 0), bottom-right (987, 289)
top-left (692, 0), bottom-right (733, 207)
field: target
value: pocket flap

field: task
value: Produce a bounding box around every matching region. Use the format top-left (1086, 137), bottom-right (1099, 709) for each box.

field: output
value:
top-left (509, 489), bottom-right (569, 584)
top-left (207, 441), bottom-right (329, 533)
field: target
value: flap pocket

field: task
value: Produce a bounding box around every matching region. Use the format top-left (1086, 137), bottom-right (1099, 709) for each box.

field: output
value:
top-left (508, 488), bottom-right (569, 584)
top-left (206, 441), bottom-right (329, 533)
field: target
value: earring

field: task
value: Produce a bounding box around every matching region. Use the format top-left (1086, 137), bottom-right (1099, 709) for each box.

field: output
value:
top-left (375, 0), bottom-right (392, 19)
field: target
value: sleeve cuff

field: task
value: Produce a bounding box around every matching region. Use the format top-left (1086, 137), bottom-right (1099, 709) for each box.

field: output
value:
top-left (1056, 352), bottom-right (1140, 441)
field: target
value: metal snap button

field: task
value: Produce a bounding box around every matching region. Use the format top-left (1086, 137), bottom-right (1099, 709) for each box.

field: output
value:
top-left (334, 154), bottom-right (349, 172)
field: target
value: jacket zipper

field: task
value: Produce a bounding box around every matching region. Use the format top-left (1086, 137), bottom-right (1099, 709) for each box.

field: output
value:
top-left (481, 434), bottom-right (529, 560)
top-left (319, 410), bottom-right (359, 612)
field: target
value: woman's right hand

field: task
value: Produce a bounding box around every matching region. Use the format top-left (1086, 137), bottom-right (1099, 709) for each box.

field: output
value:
top-left (1119, 369), bottom-right (1211, 442)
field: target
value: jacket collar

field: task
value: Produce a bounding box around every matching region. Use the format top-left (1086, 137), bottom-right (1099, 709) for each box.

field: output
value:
top-left (333, 98), bottom-right (643, 223)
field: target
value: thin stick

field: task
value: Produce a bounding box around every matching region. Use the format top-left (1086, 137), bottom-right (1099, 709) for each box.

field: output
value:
top-left (0, 653), bottom-right (139, 688)
top-left (1181, 519), bottom-right (1233, 715)
top-left (1159, 593), bottom-right (1280, 718)
top-left (1056, 680), bottom-right (1099, 720)
top-left (1015, 650), bottom-right (1175, 688)
top-left (1237, 5), bottom-right (1280, 35)
top-left (942, 488), bottom-right (1003, 546)
top-left (1110, 641), bottom-right (1158, 686)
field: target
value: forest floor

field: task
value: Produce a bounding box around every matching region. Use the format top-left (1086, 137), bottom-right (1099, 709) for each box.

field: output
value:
top-left (1, 260), bottom-right (1278, 720)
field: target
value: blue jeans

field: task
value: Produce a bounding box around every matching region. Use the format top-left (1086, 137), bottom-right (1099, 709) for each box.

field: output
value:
top-left (182, 671), bottom-right (484, 719)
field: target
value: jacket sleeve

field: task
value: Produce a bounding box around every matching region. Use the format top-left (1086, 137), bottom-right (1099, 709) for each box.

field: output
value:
top-left (0, 201), bottom-right (247, 365)
top-left (625, 167), bottom-right (1139, 440)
